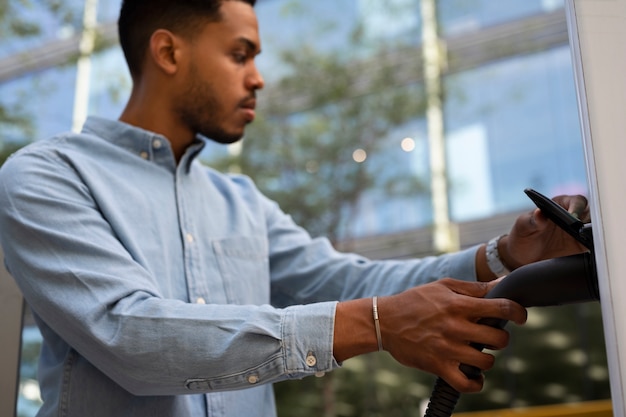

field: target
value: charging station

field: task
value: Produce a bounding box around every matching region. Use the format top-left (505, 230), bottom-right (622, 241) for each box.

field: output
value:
top-left (566, 0), bottom-right (626, 415)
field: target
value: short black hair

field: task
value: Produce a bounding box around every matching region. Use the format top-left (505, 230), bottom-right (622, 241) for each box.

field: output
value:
top-left (118, 0), bottom-right (256, 79)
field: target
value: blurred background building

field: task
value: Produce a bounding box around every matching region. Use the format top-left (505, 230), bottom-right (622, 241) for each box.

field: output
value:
top-left (0, 1), bottom-right (609, 416)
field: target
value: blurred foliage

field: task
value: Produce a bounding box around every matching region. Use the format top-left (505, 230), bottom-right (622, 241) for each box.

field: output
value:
top-left (209, 43), bottom-right (428, 242)
top-left (0, 0), bottom-right (78, 38)
top-left (0, 140), bottom-right (27, 165)
top-left (0, 0), bottom-right (80, 162)
top-left (0, 0), bottom-right (84, 160)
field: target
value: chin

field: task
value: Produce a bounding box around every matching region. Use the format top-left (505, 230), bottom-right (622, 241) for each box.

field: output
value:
top-left (202, 132), bottom-right (244, 145)
top-left (196, 122), bottom-right (246, 145)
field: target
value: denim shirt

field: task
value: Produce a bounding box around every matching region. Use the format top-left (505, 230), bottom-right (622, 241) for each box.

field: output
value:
top-left (0, 116), bottom-right (478, 417)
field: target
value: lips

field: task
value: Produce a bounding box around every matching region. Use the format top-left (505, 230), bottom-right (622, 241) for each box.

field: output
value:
top-left (240, 98), bottom-right (256, 122)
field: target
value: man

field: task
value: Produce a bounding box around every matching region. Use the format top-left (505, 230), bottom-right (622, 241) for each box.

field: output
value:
top-left (0, 1), bottom-right (589, 416)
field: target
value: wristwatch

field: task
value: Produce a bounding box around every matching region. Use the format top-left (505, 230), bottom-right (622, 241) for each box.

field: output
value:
top-left (486, 234), bottom-right (510, 277)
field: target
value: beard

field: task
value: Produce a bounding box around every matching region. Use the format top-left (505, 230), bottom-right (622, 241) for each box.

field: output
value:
top-left (174, 68), bottom-right (245, 145)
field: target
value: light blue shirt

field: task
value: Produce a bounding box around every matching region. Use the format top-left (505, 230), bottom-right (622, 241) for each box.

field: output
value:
top-left (0, 116), bottom-right (478, 417)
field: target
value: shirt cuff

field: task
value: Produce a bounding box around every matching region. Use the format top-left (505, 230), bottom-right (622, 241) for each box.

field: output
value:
top-left (444, 244), bottom-right (481, 282)
top-left (282, 301), bottom-right (340, 377)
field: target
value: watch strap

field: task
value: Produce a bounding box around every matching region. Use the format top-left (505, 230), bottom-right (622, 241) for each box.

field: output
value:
top-left (486, 234), bottom-right (510, 277)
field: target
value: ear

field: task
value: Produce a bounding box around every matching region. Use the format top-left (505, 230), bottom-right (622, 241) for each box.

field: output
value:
top-left (148, 29), bottom-right (182, 75)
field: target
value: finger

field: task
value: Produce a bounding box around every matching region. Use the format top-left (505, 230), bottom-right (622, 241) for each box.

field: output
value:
top-left (438, 278), bottom-right (494, 298)
top-left (553, 195), bottom-right (590, 220)
top-left (440, 366), bottom-right (485, 393)
top-left (513, 209), bottom-right (538, 232)
top-left (436, 280), bottom-right (527, 325)
top-left (468, 298), bottom-right (528, 326)
top-left (458, 346), bottom-right (497, 372)
top-left (569, 196), bottom-right (589, 221)
top-left (461, 322), bottom-right (512, 350)
top-left (433, 329), bottom-right (500, 370)
top-left (493, 298), bottom-right (527, 325)
top-left (530, 207), bottom-right (554, 228)
top-left (517, 208), bottom-right (553, 235)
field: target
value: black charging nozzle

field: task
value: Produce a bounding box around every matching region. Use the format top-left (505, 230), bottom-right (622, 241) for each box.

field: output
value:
top-left (424, 189), bottom-right (599, 417)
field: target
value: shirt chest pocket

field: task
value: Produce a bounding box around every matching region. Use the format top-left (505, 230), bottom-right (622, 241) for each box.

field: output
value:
top-left (213, 236), bottom-right (270, 305)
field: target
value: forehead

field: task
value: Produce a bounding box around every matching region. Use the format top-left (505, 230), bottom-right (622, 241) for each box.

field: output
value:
top-left (202, 1), bottom-right (261, 51)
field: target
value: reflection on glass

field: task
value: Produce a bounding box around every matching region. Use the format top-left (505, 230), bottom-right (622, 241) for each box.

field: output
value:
top-left (439, 0), bottom-right (564, 36)
top-left (18, 326), bottom-right (42, 417)
top-left (0, 67), bottom-right (78, 143)
top-left (445, 46), bottom-right (587, 220)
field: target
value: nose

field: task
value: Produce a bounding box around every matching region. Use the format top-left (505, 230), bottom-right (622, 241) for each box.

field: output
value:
top-left (247, 63), bottom-right (265, 91)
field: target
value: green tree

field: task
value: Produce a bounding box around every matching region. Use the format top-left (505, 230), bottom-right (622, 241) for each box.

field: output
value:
top-left (210, 42), bottom-right (428, 242)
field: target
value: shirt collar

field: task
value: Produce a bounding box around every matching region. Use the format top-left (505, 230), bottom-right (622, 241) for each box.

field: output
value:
top-left (81, 116), bottom-right (206, 173)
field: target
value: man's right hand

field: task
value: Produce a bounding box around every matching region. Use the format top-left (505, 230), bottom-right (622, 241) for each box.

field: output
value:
top-left (333, 278), bottom-right (527, 393)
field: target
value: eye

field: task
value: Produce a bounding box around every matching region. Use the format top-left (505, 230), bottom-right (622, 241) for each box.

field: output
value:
top-left (232, 52), bottom-right (248, 64)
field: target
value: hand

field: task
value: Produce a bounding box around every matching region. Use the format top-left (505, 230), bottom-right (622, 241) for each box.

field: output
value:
top-left (378, 278), bottom-right (527, 393)
top-left (501, 194), bottom-right (590, 269)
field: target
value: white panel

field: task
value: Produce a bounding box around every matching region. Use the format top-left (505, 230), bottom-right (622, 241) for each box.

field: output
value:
top-left (566, 1), bottom-right (626, 415)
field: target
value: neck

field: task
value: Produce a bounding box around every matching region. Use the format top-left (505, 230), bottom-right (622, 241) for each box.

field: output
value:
top-left (119, 87), bottom-right (194, 163)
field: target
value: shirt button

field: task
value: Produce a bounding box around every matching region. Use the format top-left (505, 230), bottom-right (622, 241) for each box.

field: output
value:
top-left (247, 375), bottom-right (259, 384)
top-left (196, 297), bottom-right (206, 304)
top-left (186, 233), bottom-right (194, 243)
top-left (153, 139), bottom-right (162, 149)
top-left (305, 354), bottom-right (317, 367)
top-left (315, 372), bottom-right (326, 378)
top-left (140, 151), bottom-right (149, 160)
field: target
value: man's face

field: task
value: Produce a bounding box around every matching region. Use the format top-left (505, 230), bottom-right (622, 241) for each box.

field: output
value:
top-left (173, 1), bottom-right (264, 144)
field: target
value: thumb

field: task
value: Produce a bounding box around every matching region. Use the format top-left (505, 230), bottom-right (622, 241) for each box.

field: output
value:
top-left (439, 277), bottom-right (501, 298)
top-left (480, 276), bottom-right (506, 296)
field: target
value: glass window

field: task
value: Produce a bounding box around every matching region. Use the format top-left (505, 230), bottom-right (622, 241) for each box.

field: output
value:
top-left (338, 116), bottom-right (433, 239)
top-left (230, 0), bottom-right (429, 241)
top-left (256, 0), bottom-right (420, 83)
top-left (87, 47), bottom-right (131, 120)
top-left (445, 46), bottom-right (587, 221)
top-left (253, 0), bottom-right (585, 234)
top-left (18, 324), bottom-right (43, 417)
top-left (97, 0), bottom-right (122, 24)
top-left (0, 65), bottom-right (78, 143)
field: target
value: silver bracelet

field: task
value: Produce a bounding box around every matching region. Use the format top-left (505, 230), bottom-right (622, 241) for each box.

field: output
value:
top-left (486, 234), bottom-right (510, 277)
top-left (372, 296), bottom-right (383, 351)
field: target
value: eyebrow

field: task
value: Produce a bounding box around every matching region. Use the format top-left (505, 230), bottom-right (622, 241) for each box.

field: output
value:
top-left (236, 37), bottom-right (261, 55)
